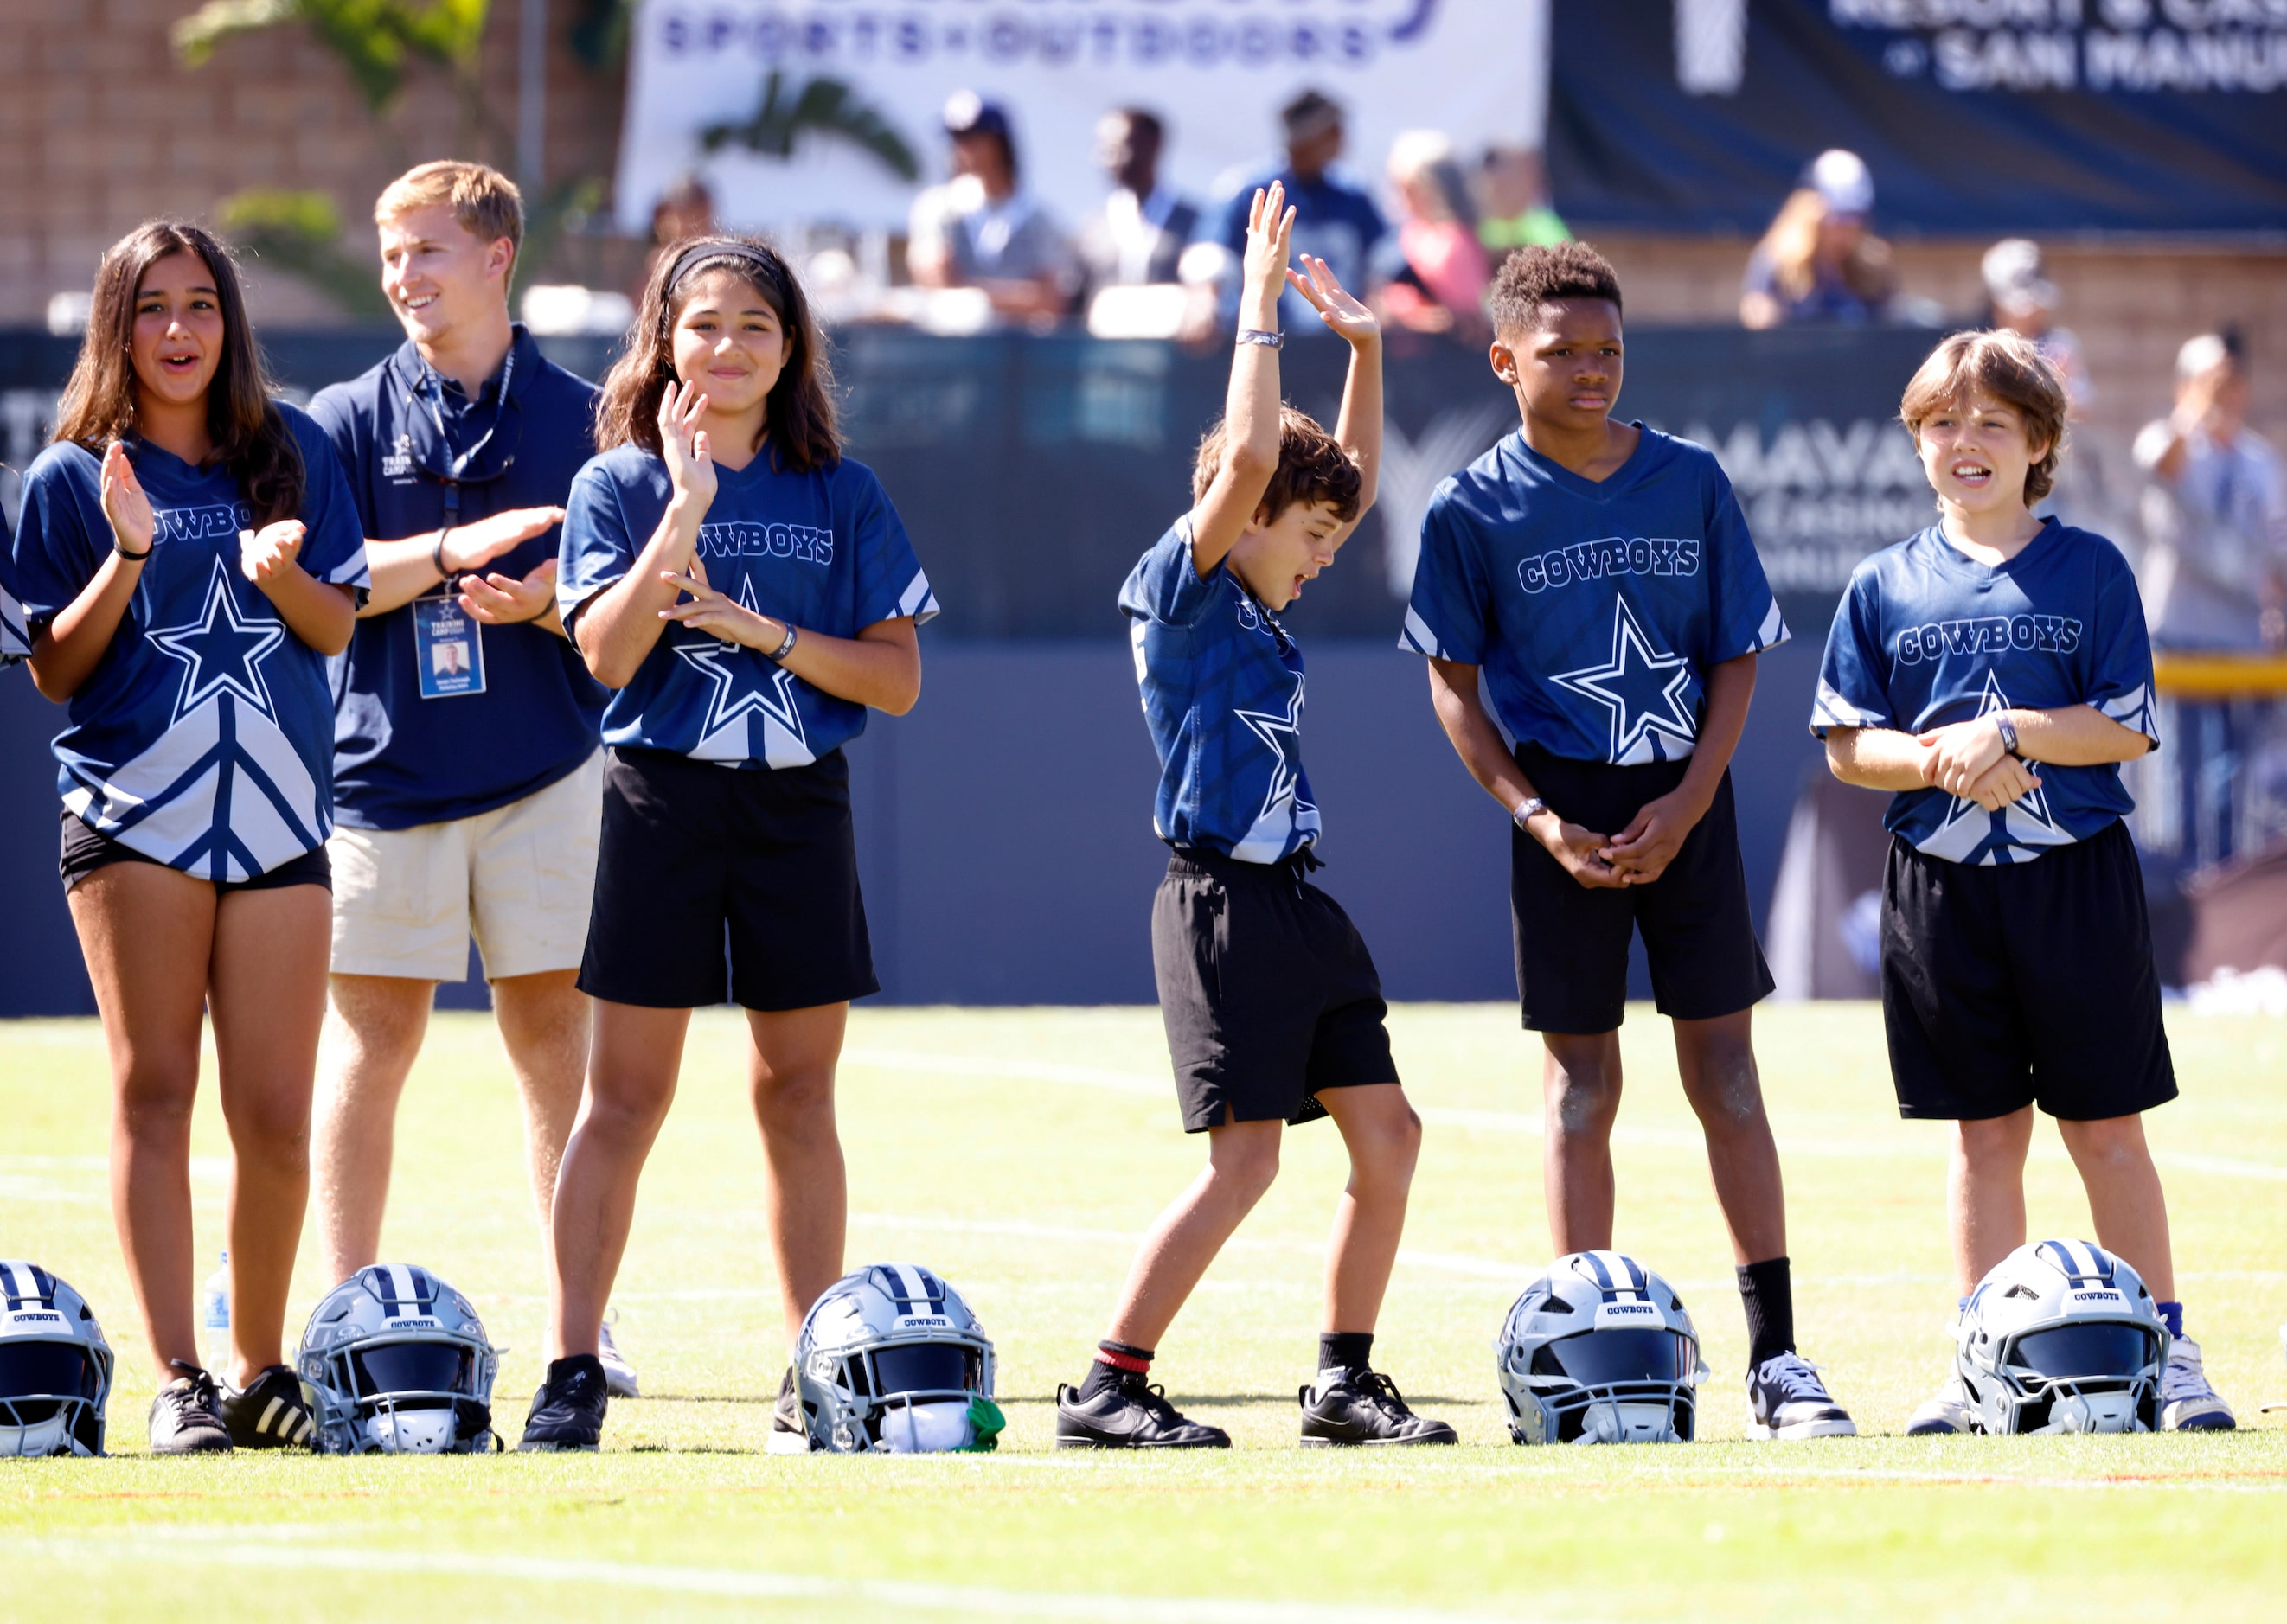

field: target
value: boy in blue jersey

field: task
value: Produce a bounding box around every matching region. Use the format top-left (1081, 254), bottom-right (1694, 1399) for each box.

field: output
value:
top-left (1816, 329), bottom-right (2234, 1433)
top-left (1403, 243), bottom-right (1855, 1440)
top-left (1058, 185), bottom-right (1454, 1451)
top-left (304, 162), bottom-right (634, 1389)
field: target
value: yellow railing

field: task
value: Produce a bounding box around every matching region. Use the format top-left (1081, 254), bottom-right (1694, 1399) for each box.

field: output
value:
top-left (2152, 655), bottom-right (2287, 699)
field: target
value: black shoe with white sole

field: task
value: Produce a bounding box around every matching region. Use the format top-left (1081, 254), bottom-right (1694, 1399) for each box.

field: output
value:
top-left (517, 1354), bottom-right (609, 1451)
top-left (1054, 1373), bottom-right (1229, 1448)
top-left (1298, 1368), bottom-right (1458, 1447)
top-left (148, 1361), bottom-right (234, 1455)
top-left (766, 1365), bottom-right (813, 1454)
top-left (219, 1364), bottom-right (317, 1450)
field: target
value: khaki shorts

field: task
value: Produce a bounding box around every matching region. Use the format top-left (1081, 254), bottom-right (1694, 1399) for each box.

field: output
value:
top-left (329, 750), bottom-right (604, 983)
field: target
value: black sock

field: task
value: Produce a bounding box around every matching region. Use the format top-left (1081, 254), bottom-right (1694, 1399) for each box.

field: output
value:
top-left (1736, 1256), bottom-right (1794, 1369)
top-left (1080, 1339), bottom-right (1153, 1400)
top-left (1319, 1331), bottom-right (1374, 1374)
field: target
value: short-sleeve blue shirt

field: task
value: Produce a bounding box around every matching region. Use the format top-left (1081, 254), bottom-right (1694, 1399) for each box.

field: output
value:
top-left (1119, 518), bottom-right (1320, 863)
top-left (556, 444), bottom-right (936, 766)
top-left (1400, 426), bottom-right (1788, 764)
top-left (7, 406), bottom-right (369, 879)
top-left (1810, 520), bottom-right (2159, 866)
top-left (310, 327), bottom-right (607, 831)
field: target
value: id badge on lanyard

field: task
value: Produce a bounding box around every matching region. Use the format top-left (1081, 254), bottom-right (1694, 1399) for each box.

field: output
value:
top-left (413, 595), bottom-right (485, 697)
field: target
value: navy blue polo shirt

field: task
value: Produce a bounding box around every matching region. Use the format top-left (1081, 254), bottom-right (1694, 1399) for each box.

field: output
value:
top-left (310, 325), bottom-right (606, 832)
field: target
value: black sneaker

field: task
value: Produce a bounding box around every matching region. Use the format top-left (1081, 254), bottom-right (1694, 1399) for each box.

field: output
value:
top-left (1055, 1373), bottom-right (1229, 1448)
top-left (148, 1360), bottom-right (233, 1455)
top-left (1299, 1368), bottom-right (1458, 1447)
top-left (517, 1354), bottom-right (609, 1452)
top-left (219, 1364), bottom-right (317, 1449)
top-left (766, 1365), bottom-right (813, 1455)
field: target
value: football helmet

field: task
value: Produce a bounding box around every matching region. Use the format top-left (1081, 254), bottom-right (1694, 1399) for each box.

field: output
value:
top-left (1497, 1251), bottom-right (1707, 1445)
top-left (1957, 1239), bottom-right (2166, 1435)
top-left (0, 1262), bottom-right (112, 1457)
top-left (792, 1263), bottom-right (1004, 1454)
top-left (296, 1264), bottom-right (499, 1454)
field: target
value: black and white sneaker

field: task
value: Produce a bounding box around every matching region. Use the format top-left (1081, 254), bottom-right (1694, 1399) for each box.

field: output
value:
top-left (219, 1364), bottom-right (317, 1449)
top-left (1054, 1373), bottom-right (1229, 1448)
top-left (1298, 1368), bottom-right (1458, 1447)
top-left (148, 1361), bottom-right (233, 1455)
top-left (517, 1354), bottom-right (609, 1451)
top-left (1746, 1352), bottom-right (1857, 1440)
top-left (766, 1365), bottom-right (814, 1455)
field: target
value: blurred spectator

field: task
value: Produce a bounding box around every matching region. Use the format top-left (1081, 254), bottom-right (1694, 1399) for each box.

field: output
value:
top-left (1374, 131), bottom-right (1490, 336)
top-left (1475, 145), bottom-right (1571, 253)
top-left (1983, 239), bottom-right (2092, 415)
top-left (1739, 150), bottom-right (1897, 329)
top-left (1208, 89), bottom-right (1387, 329)
top-left (2135, 333), bottom-right (2287, 651)
top-left (637, 174), bottom-right (717, 297)
top-left (908, 93), bottom-right (1079, 323)
top-left (1077, 109), bottom-right (1199, 290)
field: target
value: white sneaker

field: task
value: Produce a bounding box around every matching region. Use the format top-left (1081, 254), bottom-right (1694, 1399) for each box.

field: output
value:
top-left (1745, 1351), bottom-right (1857, 1440)
top-left (2160, 1335), bottom-right (2234, 1431)
top-left (597, 1314), bottom-right (640, 1400)
top-left (1906, 1371), bottom-right (1973, 1435)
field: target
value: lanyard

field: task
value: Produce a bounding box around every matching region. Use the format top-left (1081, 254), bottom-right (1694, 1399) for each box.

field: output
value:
top-left (397, 341), bottom-right (522, 524)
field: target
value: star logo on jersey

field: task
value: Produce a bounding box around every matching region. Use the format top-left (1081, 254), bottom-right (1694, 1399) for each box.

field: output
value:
top-left (147, 559), bottom-right (286, 724)
top-left (1233, 678), bottom-right (1316, 835)
top-left (673, 575), bottom-right (810, 762)
top-left (1553, 598), bottom-right (1699, 764)
top-left (1923, 673), bottom-right (2066, 865)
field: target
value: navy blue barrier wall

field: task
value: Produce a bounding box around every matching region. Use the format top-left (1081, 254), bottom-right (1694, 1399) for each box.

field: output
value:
top-left (1, 325), bottom-right (1931, 1013)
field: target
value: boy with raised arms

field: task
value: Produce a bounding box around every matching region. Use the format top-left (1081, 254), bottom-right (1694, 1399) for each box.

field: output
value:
top-left (1814, 329), bottom-right (2233, 1433)
top-left (1057, 183), bottom-right (1456, 1450)
top-left (1402, 242), bottom-right (1855, 1440)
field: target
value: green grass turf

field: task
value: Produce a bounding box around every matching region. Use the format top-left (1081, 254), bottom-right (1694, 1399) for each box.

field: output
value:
top-left (3, 1002), bottom-right (2284, 1621)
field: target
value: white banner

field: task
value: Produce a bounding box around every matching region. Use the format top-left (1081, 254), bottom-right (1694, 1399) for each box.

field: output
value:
top-left (616, 0), bottom-right (1549, 237)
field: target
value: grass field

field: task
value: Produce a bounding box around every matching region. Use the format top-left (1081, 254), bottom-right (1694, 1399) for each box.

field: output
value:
top-left (3, 1001), bottom-right (2284, 1621)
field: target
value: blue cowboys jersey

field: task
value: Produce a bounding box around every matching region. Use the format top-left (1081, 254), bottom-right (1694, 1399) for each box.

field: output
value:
top-left (1812, 520), bottom-right (2159, 866)
top-left (556, 444), bottom-right (936, 767)
top-left (8, 408), bottom-right (369, 879)
top-left (1120, 518), bottom-right (1321, 863)
top-left (1400, 426), bottom-right (1787, 764)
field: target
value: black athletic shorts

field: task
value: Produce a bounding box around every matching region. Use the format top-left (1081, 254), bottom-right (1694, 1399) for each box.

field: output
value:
top-left (1881, 817), bottom-right (2176, 1122)
top-left (59, 809), bottom-right (330, 893)
top-left (1509, 744), bottom-right (1773, 1034)
top-left (1151, 847), bottom-right (1399, 1133)
top-left (580, 745), bottom-right (878, 1013)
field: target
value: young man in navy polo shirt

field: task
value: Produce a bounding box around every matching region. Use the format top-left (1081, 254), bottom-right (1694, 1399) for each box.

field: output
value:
top-left (1057, 185), bottom-right (1454, 1450)
top-left (1403, 243), bottom-right (1855, 1439)
top-left (1208, 90), bottom-right (1386, 333)
top-left (307, 162), bottom-right (635, 1392)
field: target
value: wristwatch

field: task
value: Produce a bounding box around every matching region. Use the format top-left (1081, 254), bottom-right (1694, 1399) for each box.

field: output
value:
top-left (1994, 713), bottom-right (2021, 758)
top-left (1236, 329), bottom-right (1284, 349)
top-left (1511, 796), bottom-right (1548, 831)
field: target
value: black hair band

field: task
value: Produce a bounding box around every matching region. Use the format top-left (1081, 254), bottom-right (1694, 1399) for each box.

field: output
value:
top-left (663, 239), bottom-right (779, 297)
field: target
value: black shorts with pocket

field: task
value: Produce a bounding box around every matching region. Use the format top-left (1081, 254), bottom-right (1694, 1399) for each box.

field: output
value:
top-left (1881, 817), bottom-right (2175, 1122)
top-left (580, 745), bottom-right (878, 1013)
top-left (1510, 743), bottom-right (1774, 1034)
top-left (59, 809), bottom-right (331, 893)
top-left (1151, 847), bottom-right (1399, 1133)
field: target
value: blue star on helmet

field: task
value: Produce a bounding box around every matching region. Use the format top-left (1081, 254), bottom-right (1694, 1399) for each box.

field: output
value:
top-left (147, 559), bottom-right (287, 724)
top-left (1553, 598), bottom-right (1700, 764)
top-left (1919, 673), bottom-right (2067, 866)
top-left (1231, 677), bottom-right (1320, 860)
top-left (673, 574), bottom-right (812, 766)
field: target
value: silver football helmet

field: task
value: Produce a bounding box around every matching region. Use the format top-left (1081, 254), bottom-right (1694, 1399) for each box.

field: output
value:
top-left (1497, 1251), bottom-right (1707, 1445)
top-left (0, 1262), bottom-right (112, 1457)
top-left (792, 1263), bottom-right (1003, 1454)
top-left (297, 1264), bottom-right (499, 1454)
top-left (1957, 1239), bottom-right (2166, 1435)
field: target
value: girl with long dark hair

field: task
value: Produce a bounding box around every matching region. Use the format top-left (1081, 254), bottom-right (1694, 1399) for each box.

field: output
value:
top-left (526, 236), bottom-right (935, 1449)
top-left (9, 221), bottom-right (367, 1453)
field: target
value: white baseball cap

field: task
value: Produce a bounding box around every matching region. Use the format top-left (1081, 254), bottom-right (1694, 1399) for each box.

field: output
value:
top-left (1805, 149), bottom-right (1874, 216)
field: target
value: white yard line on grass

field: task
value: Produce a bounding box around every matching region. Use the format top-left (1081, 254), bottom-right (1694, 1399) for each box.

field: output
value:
top-left (9, 1534), bottom-right (1547, 1624)
top-left (845, 1049), bottom-right (2287, 1180)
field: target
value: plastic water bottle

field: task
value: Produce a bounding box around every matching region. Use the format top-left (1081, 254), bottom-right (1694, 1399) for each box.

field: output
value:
top-left (200, 1252), bottom-right (230, 1373)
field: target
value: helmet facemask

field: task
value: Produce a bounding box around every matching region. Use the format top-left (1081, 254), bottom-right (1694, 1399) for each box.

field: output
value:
top-left (795, 1264), bottom-right (1003, 1454)
top-left (1498, 1253), bottom-right (1706, 1446)
top-left (0, 1264), bottom-right (113, 1458)
top-left (298, 1266), bottom-right (499, 1455)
